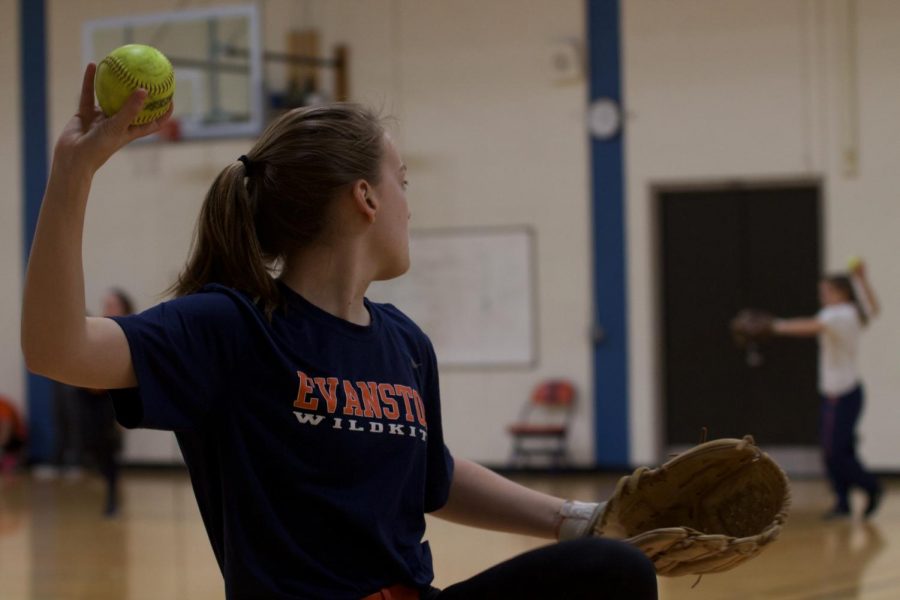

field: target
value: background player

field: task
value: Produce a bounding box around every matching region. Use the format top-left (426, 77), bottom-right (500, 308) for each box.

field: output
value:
top-left (769, 262), bottom-right (882, 519)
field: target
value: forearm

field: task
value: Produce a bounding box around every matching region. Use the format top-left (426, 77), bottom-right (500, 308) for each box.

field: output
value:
top-left (863, 281), bottom-right (880, 316)
top-left (433, 457), bottom-right (564, 539)
top-left (21, 160), bottom-right (93, 378)
top-left (23, 65), bottom-right (162, 388)
top-left (856, 277), bottom-right (880, 317)
top-left (772, 317), bottom-right (822, 337)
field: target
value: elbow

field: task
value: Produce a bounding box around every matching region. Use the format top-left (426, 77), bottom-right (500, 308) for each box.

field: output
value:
top-left (22, 344), bottom-right (51, 378)
top-left (22, 319), bottom-right (88, 383)
top-left (21, 334), bottom-right (39, 373)
top-left (21, 336), bottom-right (61, 380)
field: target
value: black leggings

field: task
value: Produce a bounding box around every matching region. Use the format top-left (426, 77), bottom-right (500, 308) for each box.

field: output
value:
top-left (424, 538), bottom-right (657, 600)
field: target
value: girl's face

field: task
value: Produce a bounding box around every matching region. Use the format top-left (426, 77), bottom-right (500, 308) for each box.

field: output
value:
top-left (369, 134), bottom-right (411, 280)
top-left (819, 280), bottom-right (848, 307)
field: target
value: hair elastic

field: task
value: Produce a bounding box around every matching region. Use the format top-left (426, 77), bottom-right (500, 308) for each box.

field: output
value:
top-left (238, 154), bottom-right (254, 177)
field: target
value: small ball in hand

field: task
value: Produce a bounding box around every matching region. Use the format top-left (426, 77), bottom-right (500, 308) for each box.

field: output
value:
top-left (94, 44), bottom-right (175, 125)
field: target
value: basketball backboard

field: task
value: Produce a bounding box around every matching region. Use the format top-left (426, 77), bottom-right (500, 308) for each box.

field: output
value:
top-left (83, 4), bottom-right (264, 140)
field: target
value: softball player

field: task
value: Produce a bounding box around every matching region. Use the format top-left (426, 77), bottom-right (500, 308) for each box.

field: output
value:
top-left (771, 266), bottom-right (882, 519)
top-left (21, 64), bottom-right (656, 599)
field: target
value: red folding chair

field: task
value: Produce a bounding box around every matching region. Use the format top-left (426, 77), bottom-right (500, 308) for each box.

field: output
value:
top-left (507, 379), bottom-right (576, 468)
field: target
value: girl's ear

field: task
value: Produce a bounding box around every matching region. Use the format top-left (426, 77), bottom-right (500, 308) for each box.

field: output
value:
top-left (351, 180), bottom-right (377, 223)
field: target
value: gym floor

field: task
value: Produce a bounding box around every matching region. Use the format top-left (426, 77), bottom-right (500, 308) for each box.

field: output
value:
top-left (0, 471), bottom-right (896, 599)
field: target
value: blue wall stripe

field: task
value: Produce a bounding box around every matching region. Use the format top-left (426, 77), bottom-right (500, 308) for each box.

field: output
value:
top-left (588, 0), bottom-right (629, 467)
top-left (21, 0), bottom-right (54, 463)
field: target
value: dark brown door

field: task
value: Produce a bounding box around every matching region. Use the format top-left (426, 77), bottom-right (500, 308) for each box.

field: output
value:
top-left (660, 185), bottom-right (820, 445)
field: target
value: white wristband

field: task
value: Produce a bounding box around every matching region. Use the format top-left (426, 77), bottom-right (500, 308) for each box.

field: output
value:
top-left (557, 500), bottom-right (605, 541)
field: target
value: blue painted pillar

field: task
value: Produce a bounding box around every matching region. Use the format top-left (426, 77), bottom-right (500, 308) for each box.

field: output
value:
top-left (21, 0), bottom-right (54, 463)
top-left (588, 0), bottom-right (629, 468)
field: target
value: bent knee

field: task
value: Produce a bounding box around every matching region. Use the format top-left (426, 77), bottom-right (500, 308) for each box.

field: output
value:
top-left (560, 538), bottom-right (657, 598)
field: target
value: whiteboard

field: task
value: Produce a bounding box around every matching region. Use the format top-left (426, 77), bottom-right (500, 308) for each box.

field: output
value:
top-left (368, 227), bottom-right (536, 368)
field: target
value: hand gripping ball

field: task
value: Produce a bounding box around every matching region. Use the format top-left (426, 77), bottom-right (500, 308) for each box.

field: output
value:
top-left (95, 44), bottom-right (175, 125)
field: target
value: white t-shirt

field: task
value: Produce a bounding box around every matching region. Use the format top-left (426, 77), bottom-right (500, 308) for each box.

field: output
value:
top-left (817, 303), bottom-right (862, 397)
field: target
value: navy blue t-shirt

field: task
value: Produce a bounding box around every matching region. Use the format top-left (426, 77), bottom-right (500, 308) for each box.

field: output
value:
top-left (109, 282), bottom-right (455, 599)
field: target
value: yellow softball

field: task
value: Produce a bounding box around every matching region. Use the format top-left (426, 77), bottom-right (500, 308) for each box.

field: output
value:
top-left (95, 44), bottom-right (174, 125)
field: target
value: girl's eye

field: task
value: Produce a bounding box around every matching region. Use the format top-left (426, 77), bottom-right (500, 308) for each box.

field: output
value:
top-left (402, 180), bottom-right (409, 190)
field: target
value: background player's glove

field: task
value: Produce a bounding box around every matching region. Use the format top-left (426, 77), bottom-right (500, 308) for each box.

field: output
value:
top-left (730, 309), bottom-right (775, 348)
top-left (558, 436), bottom-right (790, 577)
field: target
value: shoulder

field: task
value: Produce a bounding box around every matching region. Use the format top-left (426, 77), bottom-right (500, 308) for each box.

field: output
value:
top-left (371, 301), bottom-right (428, 338)
top-left (826, 303), bottom-right (858, 319)
top-left (818, 304), bottom-right (860, 328)
top-left (162, 286), bottom-right (245, 315)
top-left (369, 301), bottom-right (435, 352)
top-left (182, 284), bottom-right (259, 317)
top-left (128, 284), bottom-right (266, 333)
